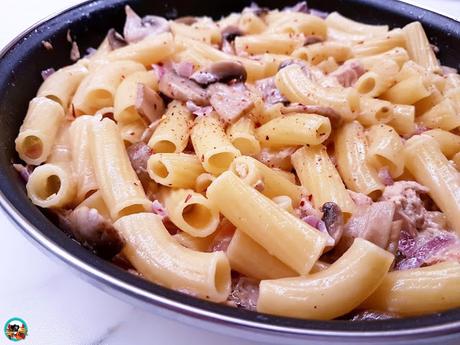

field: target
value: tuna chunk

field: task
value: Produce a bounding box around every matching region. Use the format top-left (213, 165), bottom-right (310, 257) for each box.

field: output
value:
top-left (330, 61), bottom-right (366, 87)
top-left (208, 83), bottom-right (253, 123)
top-left (227, 276), bottom-right (259, 311)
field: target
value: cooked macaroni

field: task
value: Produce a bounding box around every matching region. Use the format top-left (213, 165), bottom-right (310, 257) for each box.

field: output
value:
top-left (14, 2), bottom-right (460, 320)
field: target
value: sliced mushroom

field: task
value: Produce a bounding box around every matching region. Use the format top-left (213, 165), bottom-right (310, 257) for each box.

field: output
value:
top-left (56, 207), bottom-right (124, 259)
top-left (221, 25), bottom-right (243, 42)
top-left (175, 16), bottom-right (198, 25)
top-left (123, 5), bottom-right (170, 44)
top-left (135, 83), bottom-right (165, 124)
top-left (321, 202), bottom-right (344, 244)
top-left (281, 104), bottom-right (343, 128)
top-left (190, 61), bottom-right (247, 86)
top-left (107, 28), bottom-right (127, 50)
top-left (159, 70), bottom-right (209, 105)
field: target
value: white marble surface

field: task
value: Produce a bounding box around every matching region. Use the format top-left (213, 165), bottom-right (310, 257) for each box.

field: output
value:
top-left (0, 1), bottom-right (458, 345)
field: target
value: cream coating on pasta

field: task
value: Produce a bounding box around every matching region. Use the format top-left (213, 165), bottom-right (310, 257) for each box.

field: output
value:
top-left (14, 3), bottom-right (460, 321)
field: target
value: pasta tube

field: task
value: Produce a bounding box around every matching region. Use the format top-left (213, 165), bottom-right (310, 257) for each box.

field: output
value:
top-left (362, 262), bottom-right (460, 316)
top-left (26, 163), bottom-right (76, 208)
top-left (388, 104), bottom-right (415, 136)
top-left (90, 118), bottom-right (150, 220)
top-left (148, 101), bottom-right (193, 153)
top-left (230, 156), bottom-right (304, 206)
top-left (191, 115), bottom-right (241, 175)
top-left (424, 129), bottom-right (460, 158)
top-left (114, 70), bottom-right (160, 124)
top-left (234, 34), bottom-right (304, 55)
top-left (417, 99), bottom-right (460, 131)
top-left (114, 213), bottom-right (231, 302)
top-left (255, 114), bottom-right (331, 147)
top-left (335, 121), bottom-right (384, 198)
top-left (227, 230), bottom-right (296, 280)
top-left (367, 124), bottom-right (405, 177)
top-left (147, 153), bottom-right (205, 189)
top-left (160, 188), bottom-right (220, 238)
top-left (403, 21), bottom-right (441, 74)
top-left (381, 75), bottom-right (430, 105)
top-left (226, 117), bottom-right (260, 156)
top-left (73, 60), bottom-right (145, 114)
top-left (106, 33), bottom-right (175, 66)
top-left (276, 64), bottom-right (359, 120)
top-left (15, 97), bottom-right (65, 165)
top-left (291, 146), bottom-right (355, 215)
top-left (404, 135), bottom-right (460, 233)
top-left (69, 115), bottom-right (98, 202)
top-left (207, 171), bottom-right (328, 275)
top-left (37, 63), bottom-right (88, 109)
top-left (257, 238), bottom-right (394, 320)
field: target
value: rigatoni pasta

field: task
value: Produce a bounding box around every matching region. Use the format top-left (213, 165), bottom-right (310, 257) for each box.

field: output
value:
top-left (14, 2), bottom-right (460, 321)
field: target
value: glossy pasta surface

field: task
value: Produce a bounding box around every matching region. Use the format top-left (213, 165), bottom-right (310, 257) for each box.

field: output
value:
top-left (13, 1), bottom-right (460, 321)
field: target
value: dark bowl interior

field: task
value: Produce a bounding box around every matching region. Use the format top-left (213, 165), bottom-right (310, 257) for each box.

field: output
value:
top-left (1, 0), bottom-right (460, 341)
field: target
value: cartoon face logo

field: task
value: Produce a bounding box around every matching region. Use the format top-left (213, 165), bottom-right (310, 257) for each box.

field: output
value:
top-left (4, 318), bottom-right (28, 342)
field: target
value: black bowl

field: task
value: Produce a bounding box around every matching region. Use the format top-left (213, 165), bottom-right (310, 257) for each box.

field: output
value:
top-left (1, 0), bottom-right (460, 344)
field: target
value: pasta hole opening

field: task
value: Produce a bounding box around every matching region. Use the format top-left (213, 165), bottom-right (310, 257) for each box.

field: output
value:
top-left (182, 203), bottom-right (213, 230)
top-left (195, 174), bottom-right (214, 193)
top-left (37, 174), bottom-right (61, 200)
top-left (152, 160), bottom-right (169, 179)
top-left (118, 204), bottom-right (146, 218)
top-left (213, 258), bottom-right (230, 295)
top-left (375, 106), bottom-right (392, 123)
top-left (152, 140), bottom-right (176, 153)
top-left (315, 123), bottom-right (331, 141)
top-left (368, 189), bottom-right (382, 201)
top-left (296, 50), bottom-right (309, 61)
top-left (88, 89), bottom-right (113, 108)
top-left (233, 138), bottom-right (258, 155)
top-left (376, 156), bottom-right (397, 177)
top-left (357, 77), bottom-right (376, 94)
top-left (119, 106), bottom-right (138, 123)
top-left (208, 152), bottom-right (235, 171)
top-left (22, 135), bottom-right (43, 160)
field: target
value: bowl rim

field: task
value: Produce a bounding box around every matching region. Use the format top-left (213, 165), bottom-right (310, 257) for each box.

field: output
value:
top-left (2, 0), bottom-right (460, 341)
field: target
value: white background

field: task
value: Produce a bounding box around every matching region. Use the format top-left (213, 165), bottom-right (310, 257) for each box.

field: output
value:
top-left (0, 1), bottom-right (458, 344)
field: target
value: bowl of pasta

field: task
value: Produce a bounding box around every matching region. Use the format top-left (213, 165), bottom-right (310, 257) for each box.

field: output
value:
top-left (2, 0), bottom-right (460, 343)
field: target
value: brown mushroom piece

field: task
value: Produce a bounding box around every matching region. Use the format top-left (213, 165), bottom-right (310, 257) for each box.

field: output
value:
top-left (221, 25), bottom-right (243, 42)
top-left (56, 207), bottom-right (124, 259)
top-left (123, 5), bottom-right (170, 44)
top-left (107, 28), bottom-right (127, 50)
top-left (190, 61), bottom-right (247, 86)
top-left (282, 104), bottom-right (343, 128)
top-left (321, 202), bottom-right (344, 244)
top-left (159, 70), bottom-right (209, 105)
top-left (135, 83), bottom-right (165, 124)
